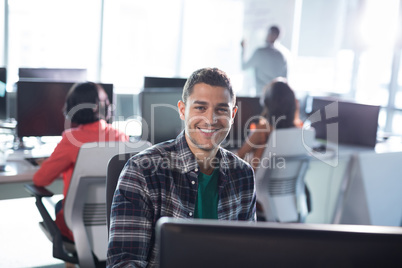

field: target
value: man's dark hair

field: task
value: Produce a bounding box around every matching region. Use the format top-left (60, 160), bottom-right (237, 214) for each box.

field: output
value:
top-left (263, 80), bottom-right (296, 129)
top-left (182, 67), bottom-right (235, 105)
top-left (64, 82), bottom-right (110, 124)
top-left (269, 25), bottom-right (280, 36)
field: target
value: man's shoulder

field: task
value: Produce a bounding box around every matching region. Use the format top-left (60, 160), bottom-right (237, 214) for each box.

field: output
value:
top-left (130, 139), bottom-right (176, 162)
top-left (220, 147), bottom-right (253, 173)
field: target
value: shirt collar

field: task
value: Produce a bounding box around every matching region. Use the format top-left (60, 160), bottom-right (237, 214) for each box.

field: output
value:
top-left (174, 130), bottom-right (230, 174)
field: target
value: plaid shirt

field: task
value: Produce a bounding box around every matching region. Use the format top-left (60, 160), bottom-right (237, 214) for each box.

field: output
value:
top-left (107, 131), bottom-right (256, 267)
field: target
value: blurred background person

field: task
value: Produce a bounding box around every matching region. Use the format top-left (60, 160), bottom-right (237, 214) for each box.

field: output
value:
top-left (33, 82), bottom-right (129, 243)
top-left (237, 78), bottom-right (311, 218)
top-left (241, 25), bottom-right (290, 96)
top-left (237, 77), bottom-right (302, 168)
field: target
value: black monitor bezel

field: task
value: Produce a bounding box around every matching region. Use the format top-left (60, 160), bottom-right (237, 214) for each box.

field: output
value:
top-left (157, 218), bottom-right (402, 268)
top-left (309, 96), bottom-right (380, 148)
top-left (143, 76), bottom-right (187, 89)
top-left (16, 81), bottom-right (113, 138)
top-left (0, 67), bottom-right (7, 119)
top-left (18, 67), bottom-right (87, 82)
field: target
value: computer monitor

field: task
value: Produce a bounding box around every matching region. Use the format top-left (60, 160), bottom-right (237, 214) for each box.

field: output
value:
top-left (140, 89), bottom-right (183, 144)
top-left (223, 96), bottom-right (262, 149)
top-left (157, 218), bottom-right (402, 268)
top-left (18, 68), bottom-right (87, 82)
top-left (309, 97), bottom-right (380, 148)
top-left (0, 67), bottom-right (6, 119)
top-left (143, 76), bottom-right (187, 89)
top-left (16, 81), bottom-right (113, 138)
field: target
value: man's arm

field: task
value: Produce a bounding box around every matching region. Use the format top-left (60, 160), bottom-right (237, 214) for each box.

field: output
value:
top-left (107, 161), bottom-right (154, 268)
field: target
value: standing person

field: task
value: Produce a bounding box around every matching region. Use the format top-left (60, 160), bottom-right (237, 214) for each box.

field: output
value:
top-left (107, 68), bottom-right (256, 267)
top-left (33, 82), bottom-right (129, 243)
top-left (241, 25), bottom-right (289, 95)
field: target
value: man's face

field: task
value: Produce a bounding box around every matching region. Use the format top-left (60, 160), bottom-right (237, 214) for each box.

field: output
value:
top-left (266, 30), bottom-right (278, 44)
top-left (178, 82), bottom-right (237, 152)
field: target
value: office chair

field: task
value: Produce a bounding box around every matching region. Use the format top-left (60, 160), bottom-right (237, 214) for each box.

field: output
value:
top-left (255, 128), bottom-right (315, 223)
top-left (25, 141), bottom-right (151, 268)
top-left (106, 152), bottom-right (140, 233)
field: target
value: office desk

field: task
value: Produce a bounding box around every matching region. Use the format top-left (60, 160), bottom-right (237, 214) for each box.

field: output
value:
top-left (305, 138), bottom-right (402, 226)
top-left (0, 158), bottom-right (39, 183)
top-left (305, 145), bottom-right (361, 224)
top-left (336, 150), bottom-right (402, 226)
top-left (0, 142), bottom-right (58, 183)
top-left (0, 143), bottom-right (62, 199)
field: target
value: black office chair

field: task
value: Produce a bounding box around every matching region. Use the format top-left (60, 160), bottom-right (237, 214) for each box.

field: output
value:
top-left (106, 152), bottom-right (139, 233)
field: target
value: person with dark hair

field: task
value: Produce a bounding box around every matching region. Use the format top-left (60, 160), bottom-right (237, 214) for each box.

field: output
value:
top-left (64, 82), bottom-right (111, 125)
top-left (237, 78), bottom-right (311, 218)
top-left (241, 25), bottom-right (290, 95)
top-left (237, 78), bottom-right (302, 168)
top-left (107, 67), bottom-right (256, 267)
top-left (33, 82), bottom-right (129, 243)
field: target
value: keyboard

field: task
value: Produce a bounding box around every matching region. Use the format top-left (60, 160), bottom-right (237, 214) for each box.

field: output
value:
top-left (25, 157), bottom-right (48, 166)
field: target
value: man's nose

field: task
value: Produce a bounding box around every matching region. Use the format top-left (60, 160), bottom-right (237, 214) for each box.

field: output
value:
top-left (205, 109), bottom-right (218, 125)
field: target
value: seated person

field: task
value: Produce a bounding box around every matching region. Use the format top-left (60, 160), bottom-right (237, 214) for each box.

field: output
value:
top-left (237, 78), bottom-right (311, 216)
top-left (237, 77), bottom-right (302, 168)
top-left (107, 67), bottom-right (256, 267)
top-left (33, 82), bottom-right (129, 242)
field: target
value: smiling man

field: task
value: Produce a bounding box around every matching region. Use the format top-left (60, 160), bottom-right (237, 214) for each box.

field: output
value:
top-left (107, 68), bottom-right (256, 268)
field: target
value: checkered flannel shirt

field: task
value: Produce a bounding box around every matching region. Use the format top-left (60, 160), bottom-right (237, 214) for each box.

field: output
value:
top-left (107, 131), bottom-right (256, 267)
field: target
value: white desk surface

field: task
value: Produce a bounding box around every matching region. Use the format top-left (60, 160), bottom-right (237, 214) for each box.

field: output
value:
top-left (305, 138), bottom-right (402, 225)
top-left (0, 142), bottom-right (57, 183)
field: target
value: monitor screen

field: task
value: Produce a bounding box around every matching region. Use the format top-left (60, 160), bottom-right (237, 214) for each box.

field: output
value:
top-left (157, 218), bottom-right (402, 268)
top-left (140, 89), bottom-right (183, 144)
top-left (0, 67), bottom-right (6, 119)
top-left (143, 76), bottom-right (187, 89)
top-left (18, 68), bottom-right (87, 82)
top-left (223, 96), bottom-right (262, 149)
top-left (309, 97), bottom-right (380, 147)
top-left (17, 81), bottom-right (113, 137)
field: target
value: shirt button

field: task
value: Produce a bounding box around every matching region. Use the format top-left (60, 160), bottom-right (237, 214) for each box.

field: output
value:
top-left (195, 168), bottom-right (198, 172)
top-left (189, 212), bottom-right (193, 216)
top-left (191, 181), bottom-right (195, 185)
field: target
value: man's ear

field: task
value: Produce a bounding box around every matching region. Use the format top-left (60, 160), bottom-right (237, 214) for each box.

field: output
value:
top-left (231, 106), bottom-right (238, 124)
top-left (178, 100), bottom-right (186, 120)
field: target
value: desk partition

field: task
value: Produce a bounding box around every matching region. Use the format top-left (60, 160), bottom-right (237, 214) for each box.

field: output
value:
top-left (336, 151), bottom-right (402, 226)
top-left (305, 142), bottom-right (402, 227)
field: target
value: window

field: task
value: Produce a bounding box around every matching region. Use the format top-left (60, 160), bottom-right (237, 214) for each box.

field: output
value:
top-left (0, 0), bottom-right (5, 66)
top-left (2, 0), bottom-right (402, 135)
top-left (102, 0), bottom-right (182, 93)
top-left (7, 0), bottom-right (101, 83)
top-left (101, 0), bottom-right (243, 94)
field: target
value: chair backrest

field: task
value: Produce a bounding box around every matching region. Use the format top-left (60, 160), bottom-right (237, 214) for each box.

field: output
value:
top-left (63, 141), bottom-right (151, 267)
top-left (106, 152), bottom-right (139, 233)
top-left (255, 127), bottom-right (315, 222)
top-left (264, 127), bottom-right (316, 156)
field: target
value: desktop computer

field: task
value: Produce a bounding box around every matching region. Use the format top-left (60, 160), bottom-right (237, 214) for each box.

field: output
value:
top-left (157, 218), bottom-right (402, 268)
top-left (309, 96), bottom-right (380, 148)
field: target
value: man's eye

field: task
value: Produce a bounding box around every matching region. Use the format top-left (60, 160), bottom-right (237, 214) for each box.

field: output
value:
top-left (218, 108), bottom-right (229, 113)
top-left (195, 106), bottom-right (206, 111)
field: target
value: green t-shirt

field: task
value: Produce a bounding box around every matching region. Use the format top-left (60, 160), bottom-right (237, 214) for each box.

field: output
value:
top-left (194, 168), bottom-right (219, 219)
